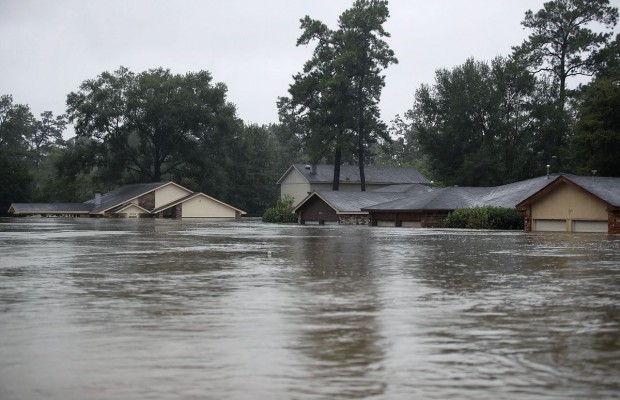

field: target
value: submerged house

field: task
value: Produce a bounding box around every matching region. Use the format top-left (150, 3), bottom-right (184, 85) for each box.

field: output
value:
top-left (516, 175), bottom-right (620, 233)
top-left (277, 164), bottom-right (430, 206)
top-left (293, 174), bottom-right (620, 233)
top-left (8, 181), bottom-right (246, 219)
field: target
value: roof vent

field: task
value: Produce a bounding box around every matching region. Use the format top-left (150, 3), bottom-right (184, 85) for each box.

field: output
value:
top-left (305, 165), bottom-right (311, 170)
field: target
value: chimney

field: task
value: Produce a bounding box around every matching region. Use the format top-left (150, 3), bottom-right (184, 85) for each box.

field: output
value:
top-left (310, 164), bottom-right (317, 175)
top-left (95, 192), bottom-right (102, 207)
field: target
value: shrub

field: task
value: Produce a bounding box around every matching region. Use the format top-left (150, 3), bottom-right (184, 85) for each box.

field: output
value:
top-left (262, 195), bottom-right (298, 223)
top-left (444, 207), bottom-right (524, 230)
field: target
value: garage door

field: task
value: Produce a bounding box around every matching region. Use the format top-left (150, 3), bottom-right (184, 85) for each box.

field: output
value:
top-left (376, 220), bottom-right (396, 227)
top-left (535, 219), bottom-right (567, 232)
top-left (402, 220), bottom-right (422, 228)
top-left (573, 220), bottom-right (608, 233)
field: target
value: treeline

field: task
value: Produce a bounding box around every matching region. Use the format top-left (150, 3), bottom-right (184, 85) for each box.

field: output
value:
top-left (1, 0), bottom-right (619, 216)
top-left (0, 76), bottom-right (303, 216)
top-left (380, 0), bottom-right (620, 186)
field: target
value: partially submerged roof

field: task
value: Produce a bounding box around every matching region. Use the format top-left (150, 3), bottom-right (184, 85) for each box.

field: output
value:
top-left (8, 203), bottom-right (92, 214)
top-left (363, 187), bottom-right (493, 211)
top-left (151, 192), bottom-right (247, 215)
top-left (294, 191), bottom-right (407, 214)
top-left (87, 182), bottom-right (190, 214)
top-left (474, 176), bottom-right (557, 208)
top-left (277, 164), bottom-right (430, 185)
top-left (516, 175), bottom-right (620, 209)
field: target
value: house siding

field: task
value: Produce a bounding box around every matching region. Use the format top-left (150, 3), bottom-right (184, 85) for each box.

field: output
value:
top-left (154, 184), bottom-right (192, 208)
top-left (181, 195), bottom-right (238, 219)
top-left (530, 183), bottom-right (608, 232)
top-left (369, 211), bottom-right (446, 228)
top-left (298, 196), bottom-right (339, 224)
top-left (138, 192), bottom-right (155, 210)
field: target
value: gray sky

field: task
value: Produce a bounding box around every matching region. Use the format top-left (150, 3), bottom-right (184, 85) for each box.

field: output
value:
top-left (1, 0), bottom-right (618, 137)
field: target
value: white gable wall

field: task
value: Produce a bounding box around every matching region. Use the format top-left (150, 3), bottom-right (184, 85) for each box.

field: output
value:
top-left (280, 169), bottom-right (312, 207)
top-left (182, 195), bottom-right (238, 218)
top-left (155, 184), bottom-right (192, 208)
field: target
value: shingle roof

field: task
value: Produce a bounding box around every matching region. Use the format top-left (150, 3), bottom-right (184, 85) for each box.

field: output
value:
top-left (474, 176), bottom-right (556, 208)
top-left (565, 176), bottom-right (620, 206)
top-left (371, 183), bottom-right (432, 194)
top-left (364, 187), bottom-right (493, 211)
top-left (8, 203), bottom-right (92, 214)
top-left (363, 174), bottom-right (620, 212)
top-left (279, 164), bottom-right (430, 185)
top-left (87, 182), bottom-right (170, 213)
top-left (294, 191), bottom-right (407, 214)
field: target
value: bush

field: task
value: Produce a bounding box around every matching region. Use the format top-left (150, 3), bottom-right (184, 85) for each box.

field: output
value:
top-left (262, 195), bottom-right (298, 223)
top-left (444, 207), bottom-right (524, 230)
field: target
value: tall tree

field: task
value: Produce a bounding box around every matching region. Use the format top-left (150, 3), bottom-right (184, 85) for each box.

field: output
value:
top-left (336, 0), bottom-right (397, 191)
top-left (512, 0), bottom-right (618, 168)
top-left (279, 14), bottom-right (355, 190)
top-left (513, 0), bottom-right (618, 109)
top-left (280, 0), bottom-right (397, 191)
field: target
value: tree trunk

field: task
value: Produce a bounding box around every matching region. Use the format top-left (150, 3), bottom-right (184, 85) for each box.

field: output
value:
top-left (332, 148), bottom-right (341, 190)
top-left (358, 133), bottom-right (366, 192)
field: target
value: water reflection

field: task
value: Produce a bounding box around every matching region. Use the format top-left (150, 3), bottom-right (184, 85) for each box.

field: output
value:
top-left (0, 219), bottom-right (619, 399)
top-left (286, 227), bottom-right (386, 398)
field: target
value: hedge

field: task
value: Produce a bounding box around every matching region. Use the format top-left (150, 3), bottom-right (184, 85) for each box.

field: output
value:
top-left (262, 195), bottom-right (298, 223)
top-left (443, 206), bottom-right (524, 230)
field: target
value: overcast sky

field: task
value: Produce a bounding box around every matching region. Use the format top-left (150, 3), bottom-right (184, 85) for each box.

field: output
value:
top-left (1, 0), bottom-right (618, 137)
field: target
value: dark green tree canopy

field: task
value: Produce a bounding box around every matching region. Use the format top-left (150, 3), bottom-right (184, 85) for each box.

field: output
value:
top-left (280, 0), bottom-right (397, 191)
top-left (408, 57), bottom-right (541, 186)
top-left (66, 66), bottom-right (239, 183)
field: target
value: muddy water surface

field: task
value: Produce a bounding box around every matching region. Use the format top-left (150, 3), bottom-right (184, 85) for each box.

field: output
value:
top-left (0, 218), bottom-right (619, 399)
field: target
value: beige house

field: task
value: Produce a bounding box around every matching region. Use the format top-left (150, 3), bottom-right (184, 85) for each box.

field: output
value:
top-left (277, 164), bottom-right (430, 206)
top-left (8, 181), bottom-right (246, 219)
top-left (517, 175), bottom-right (620, 233)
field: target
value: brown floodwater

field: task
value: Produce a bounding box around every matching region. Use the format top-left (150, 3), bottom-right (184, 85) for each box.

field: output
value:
top-left (0, 218), bottom-right (619, 399)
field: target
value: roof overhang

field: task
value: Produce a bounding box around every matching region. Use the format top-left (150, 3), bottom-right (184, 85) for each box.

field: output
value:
top-left (515, 175), bottom-right (614, 210)
top-left (95, 181), bottom-right (193, 214)
top-left (151, 192), bottom-right (246, 215)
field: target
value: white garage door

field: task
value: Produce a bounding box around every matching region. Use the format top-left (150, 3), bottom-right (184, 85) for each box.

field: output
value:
top-left (402, 221), bottom-right (422, 228)
top-left (376, 220), bottom-right (396, 227)
top-left (535, 219), bottom-right (567, 232)
top-left (573, 220), bottom-right (608, 233)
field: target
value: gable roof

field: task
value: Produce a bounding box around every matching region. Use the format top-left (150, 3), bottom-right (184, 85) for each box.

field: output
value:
top-left (277, 164), bottom-right (430, 185)
top-left (294, 191), bottom-right (407, 214)
top-left (151, 192), bottom-right (247, 215)
top-left (88, 181), bottom-right (191, 214)
top-left (516, 175), bottom-right (620, 209)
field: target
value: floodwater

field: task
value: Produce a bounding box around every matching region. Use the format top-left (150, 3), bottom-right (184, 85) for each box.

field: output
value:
top-left (0, 219), bottom-right (619, 400)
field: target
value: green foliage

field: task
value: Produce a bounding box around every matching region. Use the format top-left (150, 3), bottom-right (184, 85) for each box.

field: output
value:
top-left (444, 207), bottom-right (524, 230)
top-left (513, 0), bottom-right (618, 107)
top-left (572, 77), bottom-right (620, 176)
top-left (262, 195), bottom-right (298, 224)
top-left (408, 57), bottom-right (541, 186)
top-left (66, 66), bottom-right (241, 183)
top-left (279, 0), bottom-right (397, 191)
